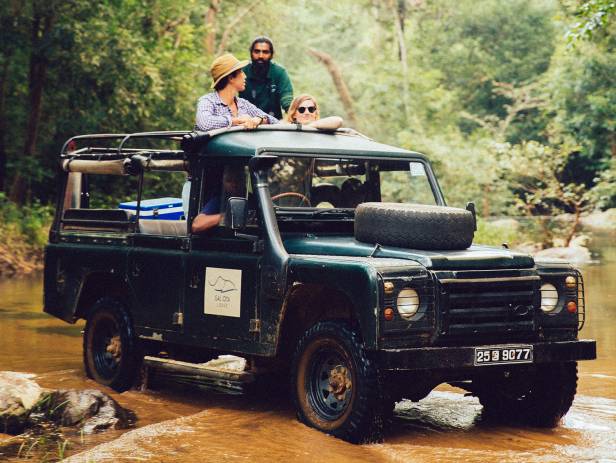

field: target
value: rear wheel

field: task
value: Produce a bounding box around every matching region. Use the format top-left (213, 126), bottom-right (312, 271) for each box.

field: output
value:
top-left (476, 362), bottom-right (577, 427)
top-left (291, 321), bottom-right (383, 443)
top-left (83, 298), bottom-right (140, 392)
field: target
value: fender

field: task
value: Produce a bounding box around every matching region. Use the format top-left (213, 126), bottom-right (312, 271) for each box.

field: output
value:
top-left (43, 242), bottom-right (130, 322)
top-left (283, 255), bottom-right (381, 350)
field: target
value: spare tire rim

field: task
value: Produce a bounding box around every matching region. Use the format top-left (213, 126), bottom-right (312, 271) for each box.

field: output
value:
top-left (308, 350), bottom-right (353, 420)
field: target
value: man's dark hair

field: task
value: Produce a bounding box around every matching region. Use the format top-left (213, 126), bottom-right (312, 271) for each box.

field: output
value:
top-left (250, 36), bottom-right (274, 56)
top-left (214, 69), bottom-right (242, 91)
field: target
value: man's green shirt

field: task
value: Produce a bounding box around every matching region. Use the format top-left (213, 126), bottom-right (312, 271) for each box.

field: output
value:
top-left (240, 61), bottom-right (293, 120)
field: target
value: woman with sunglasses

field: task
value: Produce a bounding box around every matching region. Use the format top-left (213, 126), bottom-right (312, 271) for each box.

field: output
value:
top-left (285, 94), bottom-right (343, 130)
top-left (286, 94), bottom-right (320, 124)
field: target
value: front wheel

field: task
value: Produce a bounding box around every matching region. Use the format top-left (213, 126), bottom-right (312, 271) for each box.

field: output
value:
top-left (475, 362), bottom-right (578, 427)
top-left (291, 321), bottom-right (383, 443)
top-left (83, 297), bottom-right (140, 392)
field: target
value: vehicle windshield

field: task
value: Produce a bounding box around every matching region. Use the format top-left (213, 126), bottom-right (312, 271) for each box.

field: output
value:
top-left (267, 157), bottom-right (437, 213)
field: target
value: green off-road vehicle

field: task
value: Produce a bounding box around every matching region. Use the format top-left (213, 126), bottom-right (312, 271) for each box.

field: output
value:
top-left (44, 126), bottom-right (596, 443)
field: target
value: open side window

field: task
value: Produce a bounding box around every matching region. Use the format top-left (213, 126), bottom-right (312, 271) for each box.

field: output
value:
top-left (196, 160), bottom-right (254, 232)
top-left (56, 132), bottom-right (191, 237)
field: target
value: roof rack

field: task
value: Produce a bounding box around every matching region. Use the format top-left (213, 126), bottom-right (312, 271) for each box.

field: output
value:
top-left (61, 131), bottom-right (191, 158)
top-left (60, 131), bottom-right (192, 175)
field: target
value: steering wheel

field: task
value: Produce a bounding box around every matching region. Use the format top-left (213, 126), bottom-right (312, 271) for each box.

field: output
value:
top-left (271, 192), bottom-right (311, 207)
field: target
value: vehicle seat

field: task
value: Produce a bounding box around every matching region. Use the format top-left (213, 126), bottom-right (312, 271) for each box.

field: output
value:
top-left (339, 178), bottom-right (367, 208)
top-left (138, 219), bottom-right (187, 236)
top-left (311, 183), bottom-right (341, 208)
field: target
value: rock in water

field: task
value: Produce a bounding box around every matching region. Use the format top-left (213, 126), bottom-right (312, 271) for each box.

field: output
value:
top-left (0, 371), bottom-right (134, 435)
top-left (0, 372), bottom-right (45, 434)
top-left (40, 389), bottom-right (135, 433)
top-left (534, 245), bottom-right (592, 265)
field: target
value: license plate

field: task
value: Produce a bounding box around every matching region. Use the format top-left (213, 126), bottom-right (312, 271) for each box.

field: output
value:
top-left (474, 345), bottom-right (533, 366)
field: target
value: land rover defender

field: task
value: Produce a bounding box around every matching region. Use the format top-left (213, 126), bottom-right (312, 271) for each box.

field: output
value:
top-left (43, 126), bottom-right (596, 443)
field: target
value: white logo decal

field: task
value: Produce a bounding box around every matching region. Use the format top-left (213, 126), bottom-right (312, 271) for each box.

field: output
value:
top-left (204, 267), bottom-right (242, 317)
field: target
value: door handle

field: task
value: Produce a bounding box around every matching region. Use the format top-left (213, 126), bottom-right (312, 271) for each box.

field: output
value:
top-left (132, 262), bottom-right (142, 277)
top-left (189, 272), bottom-right (200, 289)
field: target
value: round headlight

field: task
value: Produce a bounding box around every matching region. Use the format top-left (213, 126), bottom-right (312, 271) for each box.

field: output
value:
top-left (540, 283), bottom-right (559, 312)
top-left (397, 288), bottom-right (420, 319)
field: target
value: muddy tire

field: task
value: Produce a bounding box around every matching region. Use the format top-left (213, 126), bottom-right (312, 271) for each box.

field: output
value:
top-left (84, 298), bottom-right (140, 392)
top-left (291, 321), bottom-right (383, 443)
top-left (354, 202), bottom-right (474, 250)
top-left (476, 362), bottom-right (577, 427)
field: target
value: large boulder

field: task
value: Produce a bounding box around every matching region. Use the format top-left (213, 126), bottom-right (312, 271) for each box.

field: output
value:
top-left (0, 371), bottom-right (134, 435)
top-left (534, 245), bottom-right (592, 266)
top-left (0, 372), bottom-right (45, 434)
top-left (581, 209), bottom-right (616, 230)
top-left (38, 389), bottom-right (135, 433)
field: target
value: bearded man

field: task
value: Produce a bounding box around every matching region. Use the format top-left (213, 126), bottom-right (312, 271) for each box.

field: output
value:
top-left (239, 36), bottom-right (294, 120)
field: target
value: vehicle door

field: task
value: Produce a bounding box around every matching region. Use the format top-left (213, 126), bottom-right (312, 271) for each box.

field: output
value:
top-left (183, 162), bottom-right (262, 352)
top-left (126, 170), bottom-right (189, 335)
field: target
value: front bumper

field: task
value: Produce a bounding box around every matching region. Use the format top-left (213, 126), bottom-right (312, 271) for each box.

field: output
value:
top-left (379, 339), bottom-right (596, 371)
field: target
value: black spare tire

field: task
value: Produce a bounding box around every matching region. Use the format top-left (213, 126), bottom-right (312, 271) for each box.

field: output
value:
top-left (354, 202), bottom-right (475, 250)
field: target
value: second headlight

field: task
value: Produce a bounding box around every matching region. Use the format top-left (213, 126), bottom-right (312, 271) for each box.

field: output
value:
top-left (397, 287), bottom-right (420, 319)
top-left (540, 283), bottom-right (559, 312)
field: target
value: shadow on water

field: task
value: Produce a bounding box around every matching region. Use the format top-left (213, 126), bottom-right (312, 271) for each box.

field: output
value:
top-left (0, 310), bottom-right (51, 320)
top-left (32, 325), bottom-right (83, 337)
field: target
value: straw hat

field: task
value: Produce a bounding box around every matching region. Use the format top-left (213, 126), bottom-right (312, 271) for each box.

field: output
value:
top-left (210, 53), bottom-right (249, 89)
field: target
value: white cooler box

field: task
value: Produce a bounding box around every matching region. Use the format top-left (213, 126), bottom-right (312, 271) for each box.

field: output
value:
top-left (119, 197), bottom-right (183, 220)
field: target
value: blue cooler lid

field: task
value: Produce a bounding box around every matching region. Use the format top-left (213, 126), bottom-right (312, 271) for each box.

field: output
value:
top-left (119, 197), bottom-right (182, 212)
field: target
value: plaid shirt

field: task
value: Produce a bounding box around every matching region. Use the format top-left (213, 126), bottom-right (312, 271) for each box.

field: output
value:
top-left (195, 92), bottom-right (278, 131)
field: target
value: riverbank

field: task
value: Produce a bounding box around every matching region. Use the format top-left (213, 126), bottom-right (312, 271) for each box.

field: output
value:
top-left (0, 196), bottom-right (50, 278)
top-left (0, 237), bottom-right (45, 277)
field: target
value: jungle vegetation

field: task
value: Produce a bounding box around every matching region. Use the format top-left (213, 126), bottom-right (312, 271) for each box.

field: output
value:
top-left (0, 0), bottom-right (614, 250)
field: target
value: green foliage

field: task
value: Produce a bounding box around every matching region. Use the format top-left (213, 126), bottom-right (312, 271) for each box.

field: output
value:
top-left (0, 193), bottom-right (52, 246)
top-left (566, 0), bottom-right (616, 41)
top-left (588, 157), bottom-right (616, 209)
top-left (474, 218), bottom-right (521, 247)
top-left (543, 41), bottom-right (616, 185)
top-left (0, 0), bottom-right (613, 246)
top-left (494, 140), bottom-right (597, 245)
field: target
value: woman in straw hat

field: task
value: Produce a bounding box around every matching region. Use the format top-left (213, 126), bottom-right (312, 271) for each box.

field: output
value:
top-left (195, 53), bottom-right (278, 131)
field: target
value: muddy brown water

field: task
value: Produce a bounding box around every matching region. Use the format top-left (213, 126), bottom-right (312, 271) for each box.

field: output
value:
top-left (1, 234), bottom-right (615, 462)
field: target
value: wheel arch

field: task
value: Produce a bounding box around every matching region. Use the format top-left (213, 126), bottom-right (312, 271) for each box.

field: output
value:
top-left (75, 272), bottom-right (133, 321)
top-left (274, 260), bottom-right (380, 363)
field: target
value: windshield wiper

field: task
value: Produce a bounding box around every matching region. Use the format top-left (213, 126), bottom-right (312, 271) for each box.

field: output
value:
top-left (311, 208), bottom-right (355, 217)
top-left (273, 207), bottom-right (354, 219)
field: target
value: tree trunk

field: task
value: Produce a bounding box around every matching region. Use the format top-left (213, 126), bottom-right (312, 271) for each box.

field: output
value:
top-left (564, 203), bottom-right (581, 247)
top-left (388, 0), bottom-right (411, 123)
top-left (9, 5), bottom-right (54, 204)
top-left (216, 3), bottom-right (259, 56)
top-left (204, 0), bottom-right (220, 55)
top-left (308, 49), bottom-right (358, 128)
top-left (0, 58), bottom-right (10, 192)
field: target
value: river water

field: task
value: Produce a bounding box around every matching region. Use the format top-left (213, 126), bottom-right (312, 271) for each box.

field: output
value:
top-left (1, 233), bottom-right (615, 462)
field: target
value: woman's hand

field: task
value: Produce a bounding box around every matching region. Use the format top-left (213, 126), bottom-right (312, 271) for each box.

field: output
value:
top-left (241, 116), bottom-right (264, 129)
top-left (231, 116), bottom-right (251, 126)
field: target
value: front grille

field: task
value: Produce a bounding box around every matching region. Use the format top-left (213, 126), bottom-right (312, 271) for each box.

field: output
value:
top-left (438, 271), bottom-right (540, 343)
top-left (577, 270), bottom-right (586, 330)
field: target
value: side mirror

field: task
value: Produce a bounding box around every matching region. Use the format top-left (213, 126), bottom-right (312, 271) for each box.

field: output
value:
top-left (225, 197), bottom-right (248, 230)
top-left (466, 201), bottom-right (477, 231)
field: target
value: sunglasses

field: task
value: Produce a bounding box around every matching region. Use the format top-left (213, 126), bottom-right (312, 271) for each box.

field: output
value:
top-left (297, 106), bottom-right (316, 114)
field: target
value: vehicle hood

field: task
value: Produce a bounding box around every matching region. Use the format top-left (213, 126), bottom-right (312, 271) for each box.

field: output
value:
top-left (283, 235), bottom-right (535, 270)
